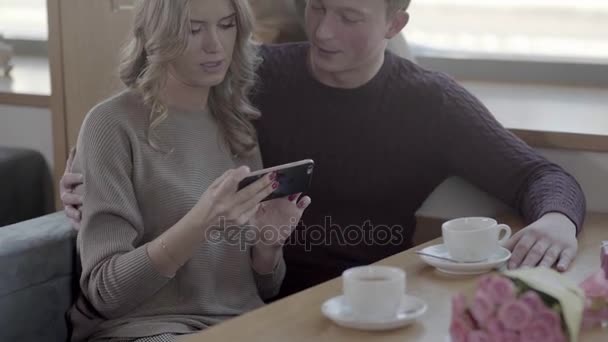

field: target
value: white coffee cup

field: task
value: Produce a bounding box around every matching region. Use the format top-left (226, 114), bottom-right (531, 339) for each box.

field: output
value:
top-left (342, 266), bottom-right (406, 321)
top-left (442, 217), bottom-right (512, 262)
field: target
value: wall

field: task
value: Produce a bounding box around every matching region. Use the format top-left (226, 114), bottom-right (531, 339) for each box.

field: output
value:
top-left (0, 104), bottom-right (53, 168)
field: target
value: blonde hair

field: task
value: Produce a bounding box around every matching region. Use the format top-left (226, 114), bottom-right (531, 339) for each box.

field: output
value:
top-left (119, 0), bottom-right (261, 156)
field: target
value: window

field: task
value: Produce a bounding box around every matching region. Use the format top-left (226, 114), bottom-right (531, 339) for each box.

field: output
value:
top-left (0, 0), bottom-right (48, 41)
top-left (407, 0), bottom-right (608, 63)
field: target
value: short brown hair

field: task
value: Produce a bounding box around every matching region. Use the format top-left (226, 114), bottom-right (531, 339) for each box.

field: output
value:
top-left (386, 0), bottom-right (411, 12)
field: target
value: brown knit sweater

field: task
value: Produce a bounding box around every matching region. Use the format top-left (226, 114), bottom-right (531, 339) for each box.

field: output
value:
top-left (68, 91), bottom-right (285, 341)
top-left (252, 43), bottom-right (587, 297)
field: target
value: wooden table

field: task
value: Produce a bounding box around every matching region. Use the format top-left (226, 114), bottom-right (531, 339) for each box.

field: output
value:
top-left (181, 213), bottom-right (608, 342)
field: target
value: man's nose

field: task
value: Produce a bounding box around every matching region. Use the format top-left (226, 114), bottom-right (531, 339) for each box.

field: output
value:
top-left (315, 14), bottom-right (335, 41)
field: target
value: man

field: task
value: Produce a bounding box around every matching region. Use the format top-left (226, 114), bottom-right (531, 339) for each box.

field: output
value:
top-left (61, 0), bottom-right (585, 298)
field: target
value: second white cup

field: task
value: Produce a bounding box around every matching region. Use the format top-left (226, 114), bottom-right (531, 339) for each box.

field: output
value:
top-left (342, 265), bottom-right (406, 321)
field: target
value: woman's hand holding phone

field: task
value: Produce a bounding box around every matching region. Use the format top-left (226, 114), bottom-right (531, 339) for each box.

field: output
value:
top-left (248, 193), bottom-right (312, 274)
top-left (187, 166), bottom-right (278, 233)
top-left (251, 193), bottom-right (312, 247)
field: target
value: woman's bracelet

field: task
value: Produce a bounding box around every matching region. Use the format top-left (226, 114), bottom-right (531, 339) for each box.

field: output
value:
top-left (159, 237), bottom-right (184, 269)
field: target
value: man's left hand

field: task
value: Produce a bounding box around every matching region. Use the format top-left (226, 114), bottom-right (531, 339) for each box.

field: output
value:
top-left (504, 212), bottom-right (578, 272)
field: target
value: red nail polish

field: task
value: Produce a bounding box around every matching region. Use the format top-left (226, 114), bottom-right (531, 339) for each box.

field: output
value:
top-left (272, 182), bottom-right (279, 189)
top-left (288, 194), bottom-right (297, 201)
top-left (269, 172), bottom-right (277, 181)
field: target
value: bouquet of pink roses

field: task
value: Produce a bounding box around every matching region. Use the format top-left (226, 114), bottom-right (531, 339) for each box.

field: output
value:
top-left (450, 268), bottom-right (585, 342)
top-left (579, 241), bottom-right (608, 329)
top-left (580, 268), bottom-right (608, 328)
top-left (602, 241), bottom-right (608, 277)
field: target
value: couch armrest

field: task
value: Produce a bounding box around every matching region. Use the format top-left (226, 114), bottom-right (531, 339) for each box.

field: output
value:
top-left (0, 212), bottom-right (78, 342)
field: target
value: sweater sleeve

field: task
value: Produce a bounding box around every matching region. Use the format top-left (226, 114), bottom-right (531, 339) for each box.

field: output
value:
top-left (73, 105), bottom-right (171, 319)
top-left (252, 256), bottom-right (286, 300)
top-left (434, 73), bottom-right (586, 231)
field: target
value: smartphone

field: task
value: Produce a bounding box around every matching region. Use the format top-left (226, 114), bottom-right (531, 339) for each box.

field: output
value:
top-left (237, 159), bottom-right (314, 202)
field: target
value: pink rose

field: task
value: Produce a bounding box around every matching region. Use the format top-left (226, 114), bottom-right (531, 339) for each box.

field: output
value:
top-left (550, 328), bottom-right (567, 342)
top-left (470, 290), bottom-right (495, 326)
top-left (467, 330), bottom-right (491, 342)
top-left (484, 317), bottom-right (505, 335)
top-left (451, 316), bottom-right (474, 342)
top-left (478, 275), bottom-right (494, 292)
top-left (519, 291), bottom-right (545, 313)
top-left (582, 310), bottom-right (599, 329)
top-left (497, 299), bottom-right (533, 331)
top-left (583, 307), bottom-right (608, 329)
top-left (487, 333), bottom-right (505, 342)
top-left (536, 308), bottom-right (562, 330)
top-left (601, 241), bottom-right (607, 278)
top-left (486, 276), bottom-right (516, 305)
top-left (520, 319), bottom-right (553, 342)
top-left (580, 269), bottom-right (608, 298)
top-left (502, 331), bottom-right (520, 342)
top-left (452, 293), bottom-right (468, 318)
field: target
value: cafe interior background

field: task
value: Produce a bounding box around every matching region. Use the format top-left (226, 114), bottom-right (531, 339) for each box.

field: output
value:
top-left (0, 0), bottom-right (607, 340)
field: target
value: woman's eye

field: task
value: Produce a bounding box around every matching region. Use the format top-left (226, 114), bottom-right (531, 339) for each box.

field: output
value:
top-left (219, 19), bottom-right (236, 30)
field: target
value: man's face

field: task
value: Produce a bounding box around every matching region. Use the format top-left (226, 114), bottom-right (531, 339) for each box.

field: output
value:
top-left (305, 0), bottom-right (401, 75)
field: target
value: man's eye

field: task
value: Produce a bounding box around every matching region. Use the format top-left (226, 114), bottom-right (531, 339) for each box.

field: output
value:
top-left (342, 15), bottom-right (362, 24)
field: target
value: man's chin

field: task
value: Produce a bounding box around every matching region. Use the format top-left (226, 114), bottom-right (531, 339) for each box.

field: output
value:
top-left (310, 55), bottom-right (347, 75)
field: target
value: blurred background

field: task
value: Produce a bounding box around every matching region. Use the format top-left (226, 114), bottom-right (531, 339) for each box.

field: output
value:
top-left (0, 0), bottom-right (607, 226)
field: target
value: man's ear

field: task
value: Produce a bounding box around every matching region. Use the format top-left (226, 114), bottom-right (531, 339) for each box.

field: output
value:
top-left (385, 11), bottom-right (409, 39)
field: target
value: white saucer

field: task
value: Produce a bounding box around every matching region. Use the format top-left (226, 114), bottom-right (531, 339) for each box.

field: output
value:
top-left (321, 294), bottom-right (427, 331)
top-left (418, 244), bottom-right (511, 275)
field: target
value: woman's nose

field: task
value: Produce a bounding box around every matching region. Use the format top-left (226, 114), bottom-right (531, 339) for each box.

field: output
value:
top-left (202, 28), bottom-right (222, 53)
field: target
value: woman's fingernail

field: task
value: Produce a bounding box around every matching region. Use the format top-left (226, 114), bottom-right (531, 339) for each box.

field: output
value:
top-left (288, 194), bottom-right (297, 201)
top-left (272, 182), bottom-right (279, 189)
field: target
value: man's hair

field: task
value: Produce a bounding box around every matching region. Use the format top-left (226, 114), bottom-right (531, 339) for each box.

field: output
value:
top-left (386, 0), bottom-right (411, 12)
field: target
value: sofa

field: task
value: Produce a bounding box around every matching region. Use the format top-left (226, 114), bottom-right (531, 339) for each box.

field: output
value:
top-left (0, 147), bottom-right (55, 227)
top-left (0, 212), bottom-right (78, 342)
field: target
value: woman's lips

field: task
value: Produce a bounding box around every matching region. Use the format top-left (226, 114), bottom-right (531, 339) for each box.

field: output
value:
top-left (200, 60), bottom-right (224, 72)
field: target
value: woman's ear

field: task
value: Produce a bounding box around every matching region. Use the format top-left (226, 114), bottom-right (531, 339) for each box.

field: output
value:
top-left (385, 11), bottom-right (409, 39)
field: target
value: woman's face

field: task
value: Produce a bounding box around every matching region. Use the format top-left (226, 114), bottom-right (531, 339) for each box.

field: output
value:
top-left (170, 0), bottom-right (238, 88)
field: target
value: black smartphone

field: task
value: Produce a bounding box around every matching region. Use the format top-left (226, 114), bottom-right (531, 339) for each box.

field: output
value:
top-left (237, 159), bottom-right (314, 202)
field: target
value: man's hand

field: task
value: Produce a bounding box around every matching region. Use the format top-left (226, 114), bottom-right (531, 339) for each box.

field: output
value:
top-left (504, 212), bottom-right (578, 272)
top-left (59, 147), bottom-right (84, 230)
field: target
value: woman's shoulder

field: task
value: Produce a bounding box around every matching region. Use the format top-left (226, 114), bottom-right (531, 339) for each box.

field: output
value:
top-left (81, 89), bottom-right (149, 136)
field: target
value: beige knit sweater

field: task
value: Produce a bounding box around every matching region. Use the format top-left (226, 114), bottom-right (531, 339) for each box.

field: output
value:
top-left (68, 90), bottom-right (285, 341)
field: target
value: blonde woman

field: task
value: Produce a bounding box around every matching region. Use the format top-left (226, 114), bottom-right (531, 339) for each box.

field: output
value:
top-left (67, 0), bottom-right (311, 341)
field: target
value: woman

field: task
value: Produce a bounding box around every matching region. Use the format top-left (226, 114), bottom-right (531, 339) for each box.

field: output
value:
top-left (67, 0), bottom-right (311, 341)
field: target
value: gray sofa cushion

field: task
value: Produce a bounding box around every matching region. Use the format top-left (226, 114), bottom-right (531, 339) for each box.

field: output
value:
top-left (0, 212), bottom-right (78, 342)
